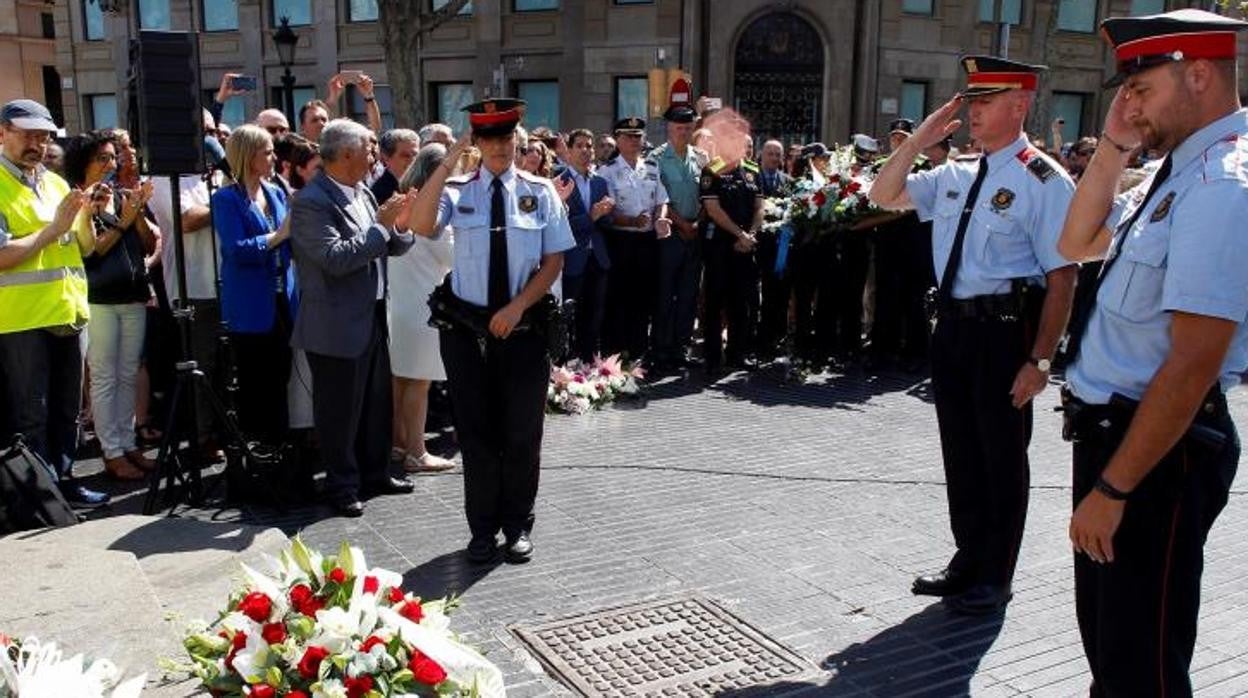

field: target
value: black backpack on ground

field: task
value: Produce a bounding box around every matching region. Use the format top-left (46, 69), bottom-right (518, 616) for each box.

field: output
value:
top-left (0, 436), bottom-right (80, 534)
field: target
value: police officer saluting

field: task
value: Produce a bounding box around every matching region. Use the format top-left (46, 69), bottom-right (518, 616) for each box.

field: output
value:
top-left (1058, 10), bottom-right (1248, 695)
top-left (407, 98), bottom-right (574, 564)
top-left (870, 57), bottom-right (1077, 614)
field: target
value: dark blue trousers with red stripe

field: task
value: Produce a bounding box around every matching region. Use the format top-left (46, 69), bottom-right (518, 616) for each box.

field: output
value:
top-left (1073, 400), bottom-right (1239, 697)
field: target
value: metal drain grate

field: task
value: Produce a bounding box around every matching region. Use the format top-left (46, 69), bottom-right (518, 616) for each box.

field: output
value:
top-left (511, 595), bottom-right (819, 697)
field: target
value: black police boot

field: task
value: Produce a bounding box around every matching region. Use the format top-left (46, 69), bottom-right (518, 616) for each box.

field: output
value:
top-left (912, 567), bottom-right (973, 597)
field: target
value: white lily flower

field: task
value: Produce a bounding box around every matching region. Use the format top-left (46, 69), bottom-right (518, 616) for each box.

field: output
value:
top-left (312, 677), bottom-right (348, 698)
top-left (0, 638), bottom-right (145, 698)
top-left (229, 632), bottom-right (271, 684)
top-left (311, 607), bottom-right (361, 654)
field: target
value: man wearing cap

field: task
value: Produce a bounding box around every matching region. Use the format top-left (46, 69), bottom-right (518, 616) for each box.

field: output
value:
top-left (1057, 10), bottom-right (1248, 694)
top-left (407, 98), bottom-right (574, 564)
top-left (0, 99), bottom-right (107, 507)
top-left (870, 56), bottom-right (1078, 615)
top-left (869, 119), bottom-right (933, 372)
top-left (599, 116), bottom-right (672, 359)
top-left (651, 104), bottom-right (704, 372)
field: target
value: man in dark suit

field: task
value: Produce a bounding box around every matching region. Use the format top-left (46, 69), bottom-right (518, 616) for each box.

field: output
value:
top-left (290, 118), bottom-right (416, 517)
top-left (755, 139), bottom-right (794, 357)
top-left (559, 128), bottom-right (614, 361)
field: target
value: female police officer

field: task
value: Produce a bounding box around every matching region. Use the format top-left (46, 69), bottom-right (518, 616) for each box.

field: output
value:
top-left (405, 99), bottom-right (574, 564)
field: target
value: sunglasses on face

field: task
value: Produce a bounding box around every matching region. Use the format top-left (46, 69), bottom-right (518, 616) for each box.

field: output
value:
top-left (265, 126), bottom-right (289, 136)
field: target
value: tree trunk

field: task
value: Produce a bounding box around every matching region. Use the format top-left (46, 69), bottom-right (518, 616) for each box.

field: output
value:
top-left (377, 0), bottom-right (473, 129)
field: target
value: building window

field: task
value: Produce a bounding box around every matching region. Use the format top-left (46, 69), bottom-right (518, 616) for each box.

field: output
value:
top-left (138, 0), bottom-right (171, 30)
top-left (1051, 91), bottom-right (1087, 144)
top-left (83, 0), bottom-right (106, 40)
top-left (204, 0), bottom-right (239, 31)
top-left (348, 0), bottom-right (378, 22)
top-left (1130, 0), bottom-right (1165, 15)
top-left (273, 0), bottom-right (311, 26)
top-left (347, 85), bottom-right (393, 130)
top-left (899, 81), bottom-right (927, 123)
top-left (978, 0), bottom-right (1020, 24)
top-left (902, 0), bottom-right (934, 16)
top-left (88, 94), bottom-right (118, 129)
top-left (434, 83), bottom-right (473, 137)
top-left (204, 90), bottom-right (247, 128)
top-left (432, 0), bottom-right (473, 14)
top-left (1056, 0), bottom-right (1095, 32)
top-left (41, 12), bottom-right (55, 39)
top-left (514, 0), bottom-right (558, 11)
top-left (42, 67), bottom-right (64, 126)
top-left (516, 80), bottom-right (558, 130)
top-left (614, 77), bottom-right (647, 121)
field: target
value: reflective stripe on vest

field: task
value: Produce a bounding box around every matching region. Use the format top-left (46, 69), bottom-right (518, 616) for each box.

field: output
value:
top-left (0, 265), bottom-right (87, 288)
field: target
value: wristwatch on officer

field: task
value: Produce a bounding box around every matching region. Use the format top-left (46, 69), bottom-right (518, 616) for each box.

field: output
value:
top-left (1028, 356), bottom-right (1051, 373)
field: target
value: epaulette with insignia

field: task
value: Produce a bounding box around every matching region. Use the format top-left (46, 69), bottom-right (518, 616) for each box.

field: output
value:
top-left (446, 170), bottom-right (478, 186)
top-left (1016, 146), bottom-right (1056, 183)
top-left (742, 159), bottom-right (760, 173)
top-left (516, 169), bottom-right (546, 182)
top-left (707, 156), bottom-right (726, 175)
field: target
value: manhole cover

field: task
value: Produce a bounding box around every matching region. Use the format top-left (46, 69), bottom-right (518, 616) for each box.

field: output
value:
top-left (511, 595), bottom-right (820, 697)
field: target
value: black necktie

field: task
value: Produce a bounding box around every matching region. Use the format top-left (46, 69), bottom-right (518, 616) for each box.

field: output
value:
top-left (1065, 154), bottom-right (1173, 360)
top-left (488, 177), bottom-right (509, 311)
top-left (937, 157), bottom-right (989, 307)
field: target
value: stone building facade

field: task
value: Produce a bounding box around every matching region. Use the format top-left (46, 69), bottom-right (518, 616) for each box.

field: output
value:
top-left (0, 1), bottom-right (60, 121)
top-left (48, 0), bottom-right (1244, 147)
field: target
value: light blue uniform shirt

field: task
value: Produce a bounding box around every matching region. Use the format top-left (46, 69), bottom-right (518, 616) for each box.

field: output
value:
top-left (1068, 109), bottom-right (1248, 404)
top-left (435, 165), bottom-right (575, 307)
top-left (906, 135), bottom-right (1075, 299)
top-left (653, 142), bottom-right (703, 222)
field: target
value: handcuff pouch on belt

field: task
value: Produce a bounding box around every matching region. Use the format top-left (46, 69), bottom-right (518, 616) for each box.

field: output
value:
top-left (427, 276), bottom-right (567, 357)
top-left (1058, 386), bottom-right (1228, 457)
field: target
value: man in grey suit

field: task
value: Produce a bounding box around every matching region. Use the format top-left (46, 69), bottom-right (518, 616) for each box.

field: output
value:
top-left (290, 118), bottom-right (416, 517)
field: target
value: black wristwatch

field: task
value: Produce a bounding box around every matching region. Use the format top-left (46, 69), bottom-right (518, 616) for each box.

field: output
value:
top-left (1028, 356), bottom-right (1052, 373)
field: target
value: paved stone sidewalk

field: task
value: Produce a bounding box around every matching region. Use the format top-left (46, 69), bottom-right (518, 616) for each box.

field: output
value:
top-left (91, 366), bottom-right (1248, 696)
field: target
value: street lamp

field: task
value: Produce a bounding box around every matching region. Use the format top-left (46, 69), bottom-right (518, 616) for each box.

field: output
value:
top-left (272, 16), bottom-right (298, 125)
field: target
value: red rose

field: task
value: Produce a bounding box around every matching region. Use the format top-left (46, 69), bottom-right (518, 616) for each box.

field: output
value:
top-left (398, 600), bottom-right (424, 624)
top-left (225, 631), bottom-right (247, 671)
top-left (388, 588), bottom-right (404, 604)
top-left (344, 674), bottom-right (374, 698)
top-left (238, 592), bottom-right (272, 623)
top-left (248, 686), bottom-right (276, 698)
top-left (408, 649), bottom-right (447, 685)
top-left (289, 584), bottom-right (324, 617)
top-left (285, 692), bottom-right (309, 698)
top-left (261, 622), bottom-right (287, 645)
top-left (846, 181), bottom-right (862, 195)
top-left (296, 646), bottom-right (330, 680)
top-left (360, 635), bottom-right (387, 653)
top-left (363, 575), bottom-right (379, 594)
top-left (812, 191), bottom-right (827, 207)
top-left (328, 567), bottom-right (346, 584)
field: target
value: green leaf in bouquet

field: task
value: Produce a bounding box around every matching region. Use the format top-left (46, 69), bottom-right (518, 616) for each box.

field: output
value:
top-left (290, 536), bottom-right (316, 576)
top-left (338, 541), bottom-right (355, 577)
top-left (288, 615), bottom-right (315, 640)
top-left (267, 665), bottom-right (284, 687)
top-left (390, 668), bottom-right (415, 688)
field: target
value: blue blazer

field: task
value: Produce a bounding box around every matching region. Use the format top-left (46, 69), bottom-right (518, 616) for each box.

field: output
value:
top-left (558, 169), bottom-right (611, 277)
top-left (212, 181), bottom-right (293, 334)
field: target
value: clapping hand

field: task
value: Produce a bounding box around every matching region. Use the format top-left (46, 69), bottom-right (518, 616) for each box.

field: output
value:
top-left (88, 181), bottom-right (113, 216)
top-left (53, 189), bottom-right (89, 234)
top-left (553, 175), bottom-right (575, 202)
top-left (590, 197), bottom-right (614, 222)
top-left (377, 192), bottom-right (407, 229)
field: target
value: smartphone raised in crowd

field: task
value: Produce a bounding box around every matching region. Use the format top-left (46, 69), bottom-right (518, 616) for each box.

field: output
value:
top-left (230, 75), bottom-right (257, 91)
top-left (338, 70), bottom-right (365, 85)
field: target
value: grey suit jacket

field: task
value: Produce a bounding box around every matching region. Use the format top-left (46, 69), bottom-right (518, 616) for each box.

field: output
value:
top-left (290, 170), bottom-right (414, 359)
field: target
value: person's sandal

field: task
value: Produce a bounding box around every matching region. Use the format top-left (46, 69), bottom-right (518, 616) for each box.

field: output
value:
top-left (404, 452), bottom-right (456, 473)
top-left (104, 455), bottom-right (147, 481)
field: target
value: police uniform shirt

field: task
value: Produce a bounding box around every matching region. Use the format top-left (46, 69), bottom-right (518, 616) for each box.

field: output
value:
top-left (1068, 108), bottom-right (1248, 404)
top-left (435, 165), bottom-right (575, 307)
top-left (599, 153), bottom-right (669, 231)
top-left (699, 161), bottom-right (762, 238)
top-left (905, 134), bottom-right (1074, 299)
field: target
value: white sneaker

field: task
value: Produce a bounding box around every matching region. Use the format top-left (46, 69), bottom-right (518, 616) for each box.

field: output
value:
top-left (404, 452), bottom-right (456, 473)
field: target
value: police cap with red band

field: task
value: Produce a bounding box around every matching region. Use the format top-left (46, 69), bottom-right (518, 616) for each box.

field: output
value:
top-left (1100, 9), bottom-right (1247, 88)
top-left (959, 55), bottom-right (1047, 97)
top-left (462, 98), bottom-right (526, 137)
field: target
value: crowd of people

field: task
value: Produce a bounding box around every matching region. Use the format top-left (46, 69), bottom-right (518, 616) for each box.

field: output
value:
top-left (2, 7), bottom-right (1248, 695)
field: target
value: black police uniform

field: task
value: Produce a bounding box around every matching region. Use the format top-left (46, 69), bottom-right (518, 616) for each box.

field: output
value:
top-left (700, 158), bottom-right (761, 370)
top-left (753, 167), bottom-right (793, 358)
top-left (870, 149), bottom-right (933, 369)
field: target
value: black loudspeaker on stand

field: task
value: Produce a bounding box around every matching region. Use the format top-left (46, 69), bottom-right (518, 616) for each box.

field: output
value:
top-left (127, 31), bottom-right (278, 515)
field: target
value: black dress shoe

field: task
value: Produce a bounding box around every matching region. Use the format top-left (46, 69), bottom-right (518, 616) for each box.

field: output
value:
top-left (946, 584), bottom-right (1013, 616)
top-left (466, 536), bottom-right (499, 564)
top-left (504, 532), bottom-right (533, 563)
top-left (912, 568), bottom-right (972, 597)
top-left (333, 499), bottom-right (365, 518)
top-left (363, 476), bottom-right (415, 497)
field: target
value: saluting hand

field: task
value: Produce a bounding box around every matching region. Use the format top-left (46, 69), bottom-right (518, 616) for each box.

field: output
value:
top-left (1103, 86), bottom-right (1142, 154)
top-left (489, 302), bottom-right (524, 339)
top-left (911, 96), bottom-right (964, 150)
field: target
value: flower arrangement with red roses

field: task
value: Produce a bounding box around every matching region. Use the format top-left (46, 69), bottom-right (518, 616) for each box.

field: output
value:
top-left (179, 538), bottom-right (503, 698)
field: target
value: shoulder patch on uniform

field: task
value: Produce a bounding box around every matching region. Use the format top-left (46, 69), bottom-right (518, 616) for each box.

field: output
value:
top-left (708, 156), bottom-right (726, 174)
top-left (1200, 133), bottom-right (1248, 183)
top-left (518, 194), bottom-right (538, 213)
top-left (446, 170), bottom-right (478, 187)
top-left (743, 159), bottom-right (760, 173)
top-left (1017, 146), bottom-right (1056, 182)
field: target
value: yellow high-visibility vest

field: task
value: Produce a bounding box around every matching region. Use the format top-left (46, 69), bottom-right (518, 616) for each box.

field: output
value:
top-left (0, 165), bottom-right (89, 334)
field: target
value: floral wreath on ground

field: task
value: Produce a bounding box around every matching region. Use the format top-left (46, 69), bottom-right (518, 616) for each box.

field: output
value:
top-left (548, 353), bottom-right (645, 414)
top-left (0, 634), bottom-right (145, 697)
top-left (176, 538), bottom-right (504, 698)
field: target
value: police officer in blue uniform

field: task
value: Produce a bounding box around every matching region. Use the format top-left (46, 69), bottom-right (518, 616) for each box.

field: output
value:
top-left (1058, 10), bottom-right (1248, 695)
top-left (408, 98), bottom-right (575, 564)
top-left (870, 56), bottom-right (1078, 614)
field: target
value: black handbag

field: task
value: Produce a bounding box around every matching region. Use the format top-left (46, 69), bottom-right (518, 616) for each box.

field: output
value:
top-left (0, 435), bottom-right (80, 533)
